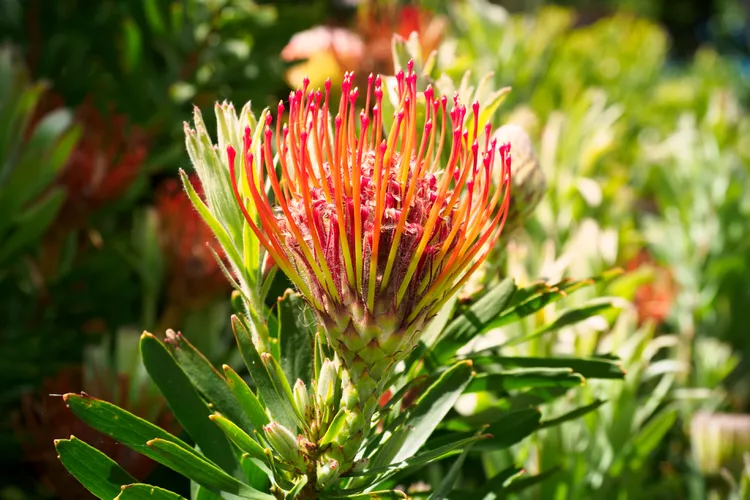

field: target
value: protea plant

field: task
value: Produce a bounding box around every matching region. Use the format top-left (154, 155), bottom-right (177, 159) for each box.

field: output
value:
top-left (54, 55), bottom-right (625, 500)
top-left (187, 60), bottom-right (510, 485)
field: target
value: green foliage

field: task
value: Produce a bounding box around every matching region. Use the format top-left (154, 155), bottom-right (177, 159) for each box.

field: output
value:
top-left (0, 46), bottom-right (78, 272)
top-left (55, 269), bottom-right (622, 498)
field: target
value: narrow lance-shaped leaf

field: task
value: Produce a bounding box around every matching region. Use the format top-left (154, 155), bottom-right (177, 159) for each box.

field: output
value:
top-left (147, 439), bottom-right (275, 500)
top-left (502, 301), bottom-right (616, 347)
top-left (231, 315), bottom-right (298, 430)
top-left (376, 360), bottom-right (475, 465)
top-left (0, 187), bottom-right (65, 263)
top-left (209, 413), bottom-right (268, 465)
top-left (539, 399), bottom-right (606, 429)
top-left (499, 466), bottom-right (561, 496)
top-left (284, 475), bottom-right (308, 500)
top-left (428, 438), bottom-right (477, 500)
top-left (428, 408), bottom-right (541, 452)
top-left (489, 270), bottom-right (623, 332)
top-left (55, 437), bottom-right (136, 500)
top-left (319, 491), bottom-right (408, 499)
top-left (476, 466), bottom-right (526, 500)
top-left (347, 435), bottom-right (486, 482)
top-left (465, 368), bottom-right (584, 394)
top-left (163, 330), bottom-right (255, 433)
top-left (223, 364), bottom-right (271, 432)
top-left (140, 332), bottom-right (239, 475)
top-left (470, 355), bottom-right (625, 379)
top-left (432, 279), bottom-right (517, 363)
top-left (116, 484), bottom-right (186, 500)
top-left (62, 393), bottom-right (198, 462)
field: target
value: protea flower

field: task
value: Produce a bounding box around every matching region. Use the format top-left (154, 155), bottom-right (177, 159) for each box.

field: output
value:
top-left (491, 124), bottom-right (545, 235)
top-left (219, 63), bottom-right (509, 410)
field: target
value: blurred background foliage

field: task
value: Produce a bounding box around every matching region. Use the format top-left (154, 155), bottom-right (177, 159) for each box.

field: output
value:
top-left (0, 0), bottom-right (749, 498)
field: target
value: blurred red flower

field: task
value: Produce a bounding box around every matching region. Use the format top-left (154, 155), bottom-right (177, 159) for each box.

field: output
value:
top-left (156, 175), bottom-right (230, 311)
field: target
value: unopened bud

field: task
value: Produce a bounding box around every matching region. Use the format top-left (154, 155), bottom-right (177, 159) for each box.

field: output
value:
top-left (294, 379), bottom-right (310, 417)
top-left (317, 359), bottom-right (337, 407)
top-left (492, 124), bottom-right (545, 234)
top-left (316, 454), bottom-right (341, 489)
top-left (691, 412), bottom-right (750, 477)
top-left (263, 422), bottom-right (306, 470)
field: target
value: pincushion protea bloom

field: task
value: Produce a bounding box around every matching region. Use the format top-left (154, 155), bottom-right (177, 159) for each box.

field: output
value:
top-left (220, 62), bottom-right (511, 415)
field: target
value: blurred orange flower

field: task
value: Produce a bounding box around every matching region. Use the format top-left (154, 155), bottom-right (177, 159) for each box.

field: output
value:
top-left (626, 249), bottom-right (677, 326)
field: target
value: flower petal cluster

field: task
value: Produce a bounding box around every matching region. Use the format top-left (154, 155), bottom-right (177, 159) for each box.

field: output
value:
top-left (225, 62), bottom-right (511, 381)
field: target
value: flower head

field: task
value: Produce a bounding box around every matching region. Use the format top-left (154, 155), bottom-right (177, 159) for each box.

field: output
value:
top-left (225, 62), bottom-right (511, 359)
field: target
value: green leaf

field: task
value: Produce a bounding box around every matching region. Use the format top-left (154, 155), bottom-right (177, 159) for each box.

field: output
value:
top-left (232, 315), bottom-right (298, 430)
top-left (146, 439), bottom-right (274, 500)
top-left (476, 466), bottom-right (525, 500)
top-left (117, 484), bottom-right (186, 500)
top-left (465, 368), bottom-right (584, 393)
top-left (428, 438), bottom-right (476, 500)
top-left (0, 109), bottom-right (77, 222)
top-left (320, 408), bottom-right (349, 446)
top-left (631, 408), bottom-right (678, 460)
top-left (121, 17), bottom-right (143, 73)
top-left (422, 294), bottom-right (458, 347)
top-left (164, 331), bottom-right (255, 433)
top-left (320, 491), bottom-right (408, 499)
top-left (485, 273), bottom-right (620, 333)
top-left (432, 408), bottom-right (541, 452)
top-left (378, 374), bottom-right (430, 416)
top-left (209, 413), bottom-right (268, 465)
top-left (141, 0), bottom-right (166, 34)
top-left (0, 187), bottom-right (65, 263)
top-left (262, 351), bottom-right (306, 428)
top-left (62, 393), bottom-right (198, 463)
top-left (349, 435), bottom-right (484, 481)
top-left (501, 466), bottom-right (560, 495)
top-left (539, 399), bottom-right (606, 429)
top-left (240, 454), bottom-right (272, 493)
top-left (223, 364), bottom-right (271, 431)
top-left (502, 301), bottom-right (616, 347)
top-left (471, 355), bottom-right (625, 379)
top-left (140, 332), bottom-right (239, 475)
top-left (276, 290), bottom-right (315, 385)
top-left (432, 279), bottom-right (516, 363)
top-left (375, 361), bottom-right (474, 465)
top-left (284, 475), bottom-right (308, 500)
top-left (54, 437), bottom-right (136, 499)
top-left (180, 170), bottom-right (243, 276)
